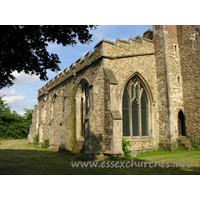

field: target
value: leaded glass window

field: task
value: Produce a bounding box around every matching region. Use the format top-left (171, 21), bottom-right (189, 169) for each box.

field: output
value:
top-left (122, 76), bottom-right (150, 137)
top-left (136, 85), bottom-right (139, 100)
top-left (122, 87), bottom-right (130, 136)
top-left (141, 90), bottom-right (148, 136)
top-left (131, 84), bottom-right (134, 99)
top-left (132, 100), bottom-right (139, 136)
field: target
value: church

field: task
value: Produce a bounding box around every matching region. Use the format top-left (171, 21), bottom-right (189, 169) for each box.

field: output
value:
top-left (28, 25), bottom-right (200, 156)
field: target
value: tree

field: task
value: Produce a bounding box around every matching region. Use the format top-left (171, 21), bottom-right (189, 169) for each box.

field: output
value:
top-left (0, 96), bottom-right (33, 138)
top-left (23, 108), bottom-right (33, 125)
top-left (0, 96), bottom-right (11, 117)
top-left (0, 25), bottom-right (97, 89)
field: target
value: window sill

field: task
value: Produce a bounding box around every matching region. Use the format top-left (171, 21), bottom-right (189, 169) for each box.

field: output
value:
top-left (77, 137), bottom-right (85, 141)
top-left (123, 136), bottom-right (153, 142)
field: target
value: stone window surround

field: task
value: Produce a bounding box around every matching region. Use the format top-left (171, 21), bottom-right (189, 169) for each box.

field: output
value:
top-left (122, 73), bottom-right (154, 139)
top-left (75, 78), bottom-right (91, 140)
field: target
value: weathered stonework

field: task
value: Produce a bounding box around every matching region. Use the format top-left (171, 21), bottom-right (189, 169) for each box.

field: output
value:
top-left (28, 25), bottom-right (200, 155)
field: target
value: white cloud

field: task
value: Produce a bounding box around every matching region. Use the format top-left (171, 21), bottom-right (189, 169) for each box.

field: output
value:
top-left (18, 110), bottom-right (25, 116)
top-left (2, 96), bottom-right (26, 104)
top-left (12, 71), bottom-right (40, 85)
top-left (0, 89), bottom-right (17, 96)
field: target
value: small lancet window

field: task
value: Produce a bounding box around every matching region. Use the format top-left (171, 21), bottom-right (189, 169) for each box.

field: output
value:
top-left (175, 45), bottom-right (177, 52)
top-left (177, 76), bottom-right (180, 83)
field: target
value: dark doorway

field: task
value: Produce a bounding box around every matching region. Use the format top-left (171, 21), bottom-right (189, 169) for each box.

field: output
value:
top-left (178, 110), bottom-right (186, 136)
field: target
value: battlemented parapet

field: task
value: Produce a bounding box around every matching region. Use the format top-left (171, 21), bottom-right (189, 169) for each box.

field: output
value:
top-left (38, 34), bottom-right (154, 97)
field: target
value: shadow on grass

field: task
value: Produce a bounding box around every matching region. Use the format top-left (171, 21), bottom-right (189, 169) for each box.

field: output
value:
top-left (0, 149), bottom-right (200, 175)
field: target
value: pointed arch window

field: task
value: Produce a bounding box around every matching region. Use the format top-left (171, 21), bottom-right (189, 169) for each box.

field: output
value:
top-left (178, 110), bottom-right (186, 136)
top-left (122, 87), bottom-right (130, 136)
top-left (122, 76), bottom-right (150, 137)
top-left (76, 79), bottom-right (90, 138)
top-left (81, 81), bottom-right (90, 137)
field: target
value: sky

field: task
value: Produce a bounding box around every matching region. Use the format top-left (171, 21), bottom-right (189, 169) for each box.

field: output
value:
top-left (0, 25), bottom-right (153, 115)
top-left (0, 1), bottom-right (198, 197)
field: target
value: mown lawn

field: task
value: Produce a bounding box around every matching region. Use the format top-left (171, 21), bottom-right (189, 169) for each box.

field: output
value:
top-left (0, 139), bottom-right (200, 175)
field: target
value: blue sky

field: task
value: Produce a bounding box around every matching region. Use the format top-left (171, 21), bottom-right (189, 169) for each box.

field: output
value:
top-left (0, 25), bottom-right (152, 115)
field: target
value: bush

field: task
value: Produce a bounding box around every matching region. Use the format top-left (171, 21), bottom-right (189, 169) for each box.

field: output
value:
top-left (0, 96), bottom-right (33, 139)
top-left (122, 138), bottom-right (131, 158)
top-left (42, 139), bottom-right (49, 148)
top-left (191, 140), bottom-right (200, 150)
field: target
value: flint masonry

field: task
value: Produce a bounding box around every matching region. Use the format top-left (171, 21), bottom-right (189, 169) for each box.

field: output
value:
top-left (28, 25), bottom-right (200, 156)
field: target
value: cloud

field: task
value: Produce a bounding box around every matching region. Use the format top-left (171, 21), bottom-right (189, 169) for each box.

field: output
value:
top-left (12, 71), bottom-right (40, 85)
top-left (0, 89), bottom-right (17, 96)
top-left (17, 110), bottom-right (25, 116)
top-left (2, 96), bottom-right (26, 104)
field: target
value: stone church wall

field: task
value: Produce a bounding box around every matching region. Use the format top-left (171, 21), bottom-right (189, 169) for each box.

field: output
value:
top-left (177, 25), bottom-right (200, 142)
top-left (28, 25), bottom-right (200, 155)
top-left (101, 37), bottom-right (159, 153)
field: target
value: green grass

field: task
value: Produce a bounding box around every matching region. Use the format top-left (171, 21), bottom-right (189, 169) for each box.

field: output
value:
top-left (0, 139), bottom-right (200, 175)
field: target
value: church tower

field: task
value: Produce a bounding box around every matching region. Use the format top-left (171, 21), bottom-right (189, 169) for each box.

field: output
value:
top-left (153, 25), bottom-right (184, 150)
top-left (176, 25), bottom-right (200, 143)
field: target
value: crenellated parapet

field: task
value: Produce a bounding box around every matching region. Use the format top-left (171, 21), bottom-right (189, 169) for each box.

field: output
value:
top-left (38, 39), bottom-right (105, 97)
top-left (101, 35), bottom-right (154, 58)
top-left (38, 30), bottom-right (155, 97)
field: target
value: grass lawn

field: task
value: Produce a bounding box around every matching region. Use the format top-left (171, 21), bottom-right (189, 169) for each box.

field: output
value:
top-left (0, 139), bottom-right (200, 175)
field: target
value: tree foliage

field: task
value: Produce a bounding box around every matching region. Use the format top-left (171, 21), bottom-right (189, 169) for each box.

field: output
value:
top-left (0, 25), bottom-right (96, 89)
top-left (0, 96), bottom-right (33, 139)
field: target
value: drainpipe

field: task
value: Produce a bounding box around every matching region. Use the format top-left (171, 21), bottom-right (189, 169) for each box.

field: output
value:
top-left (73, 73), bottom-right (76, 149)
